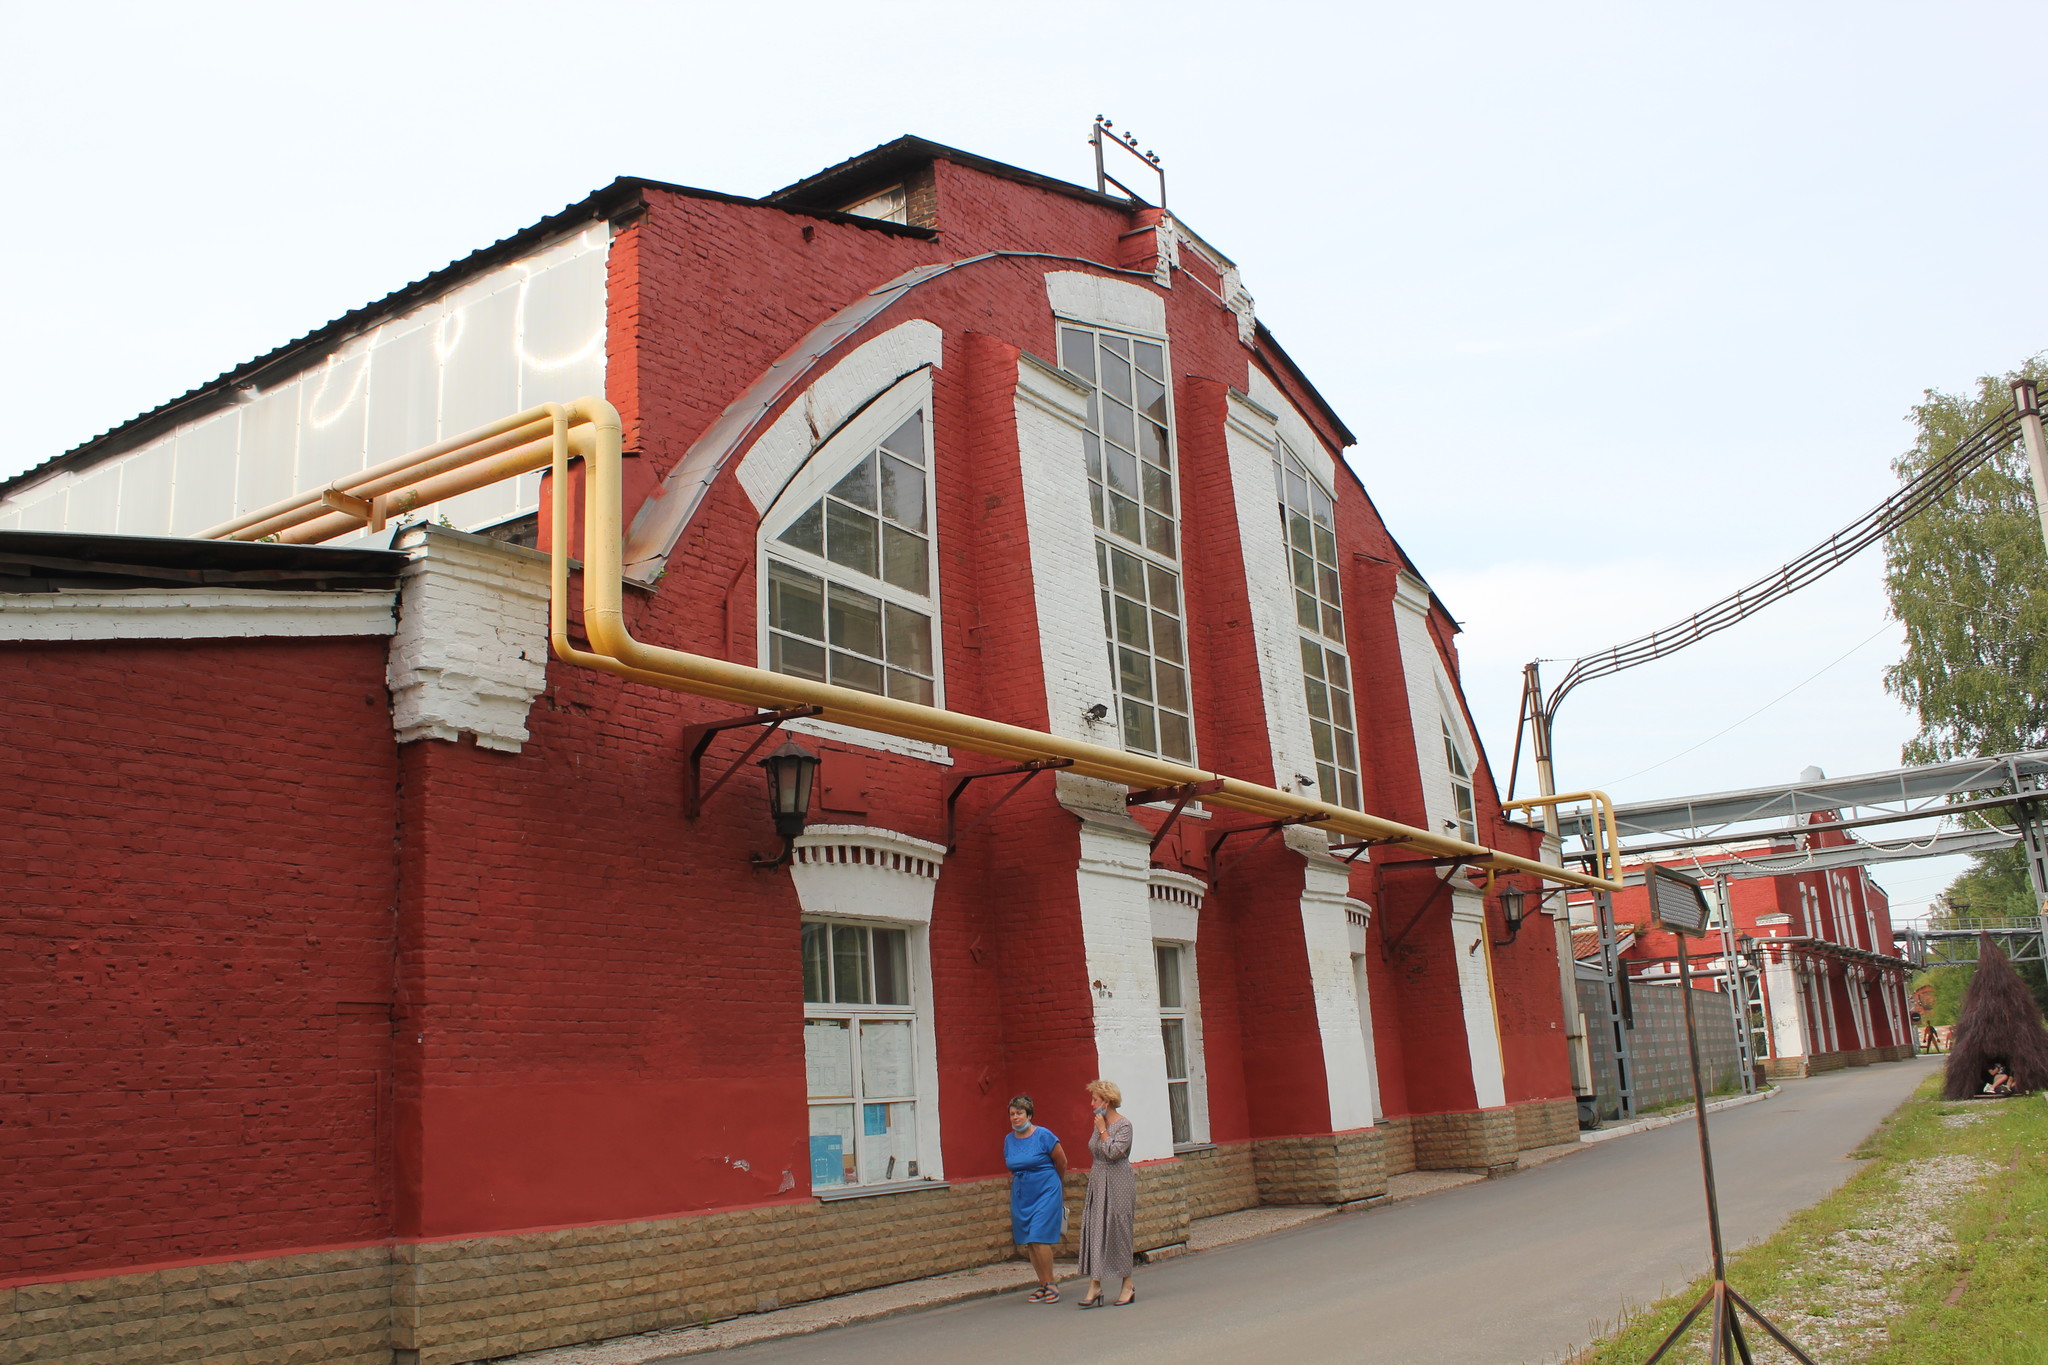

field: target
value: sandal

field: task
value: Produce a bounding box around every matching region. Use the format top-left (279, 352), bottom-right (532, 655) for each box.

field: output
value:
top-left (1078, 1294), bottom-right (1104, 1309)
top-left (1113, 1288), bottom-right (1137, 1306)
top-left (1035, 1285), bottom-right (1060, 1303)
top-left (1026, 1287), bottom-right (1052, 1302)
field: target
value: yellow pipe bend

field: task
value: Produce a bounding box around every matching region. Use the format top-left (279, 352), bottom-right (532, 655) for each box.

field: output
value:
top-left (551, 396), bottom-right (1623, 893)
top-left (1501, 789), bottom-right (1623, 888)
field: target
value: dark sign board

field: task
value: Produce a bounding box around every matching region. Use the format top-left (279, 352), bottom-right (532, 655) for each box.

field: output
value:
top-left (1645, 863), bottom-right (1711, 937)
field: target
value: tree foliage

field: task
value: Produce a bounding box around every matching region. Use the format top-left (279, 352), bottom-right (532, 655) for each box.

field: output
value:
top-left (1882, 358), bottom-right (2048, 766)
top-left (1941, 937), bottom-right (2048, 1098)
top-left (1883, 360), bottom-right (2048, 1011)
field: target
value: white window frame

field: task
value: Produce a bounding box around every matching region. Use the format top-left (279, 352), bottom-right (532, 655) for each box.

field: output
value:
top-left (1441, 716), bottom-right (1477, 844)
top-left (1152, 938), bottom-right (1209, 1148)
top-left (1274, 438), bottom-right (1361, 809)
top-left (759, 378), bottom-right (945, 711)
top-left (1056, 318), bottom-right (1197, 765)
top-left (801, 915), bottom-right (933, 1192)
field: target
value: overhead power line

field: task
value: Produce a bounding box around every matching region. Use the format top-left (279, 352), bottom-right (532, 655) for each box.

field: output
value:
top-left (1543, 402), bottom-right (2024, 715)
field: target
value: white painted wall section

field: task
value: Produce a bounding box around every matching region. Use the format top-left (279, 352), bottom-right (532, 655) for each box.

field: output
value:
top-left (0, 589), bottom-right (396, 641)
top-left (1450, 890), bottom-right (1508, 1108)
top-left (1222, 390), bottom-right (1320, 791)
top-left (1014, 356), bottom-right (1120, 741)
top-left (1298, 843), bottom-right (1380, 1129)
top-left (1061, 774), bottom-right (1176, 1162)
top-left (387, 525), bottom-right (551, 752)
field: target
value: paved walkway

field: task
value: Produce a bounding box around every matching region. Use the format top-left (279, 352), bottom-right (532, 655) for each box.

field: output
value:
top-left (506, 1057), bottom-right (1934, 1365)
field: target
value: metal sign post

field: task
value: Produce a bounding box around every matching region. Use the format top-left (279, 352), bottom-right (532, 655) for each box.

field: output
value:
top-left (1641, 866), bottom-right (1815, 1365)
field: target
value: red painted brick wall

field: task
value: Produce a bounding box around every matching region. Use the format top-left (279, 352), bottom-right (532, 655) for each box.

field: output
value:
top-left (0, 637), bottom-right (398, 1280)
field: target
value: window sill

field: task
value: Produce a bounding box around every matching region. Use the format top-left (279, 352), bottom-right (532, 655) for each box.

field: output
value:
top-left (1171, 1142), bottom-right (1216, 1155)
top-left (814, 1179), bottom-right (951, 1203)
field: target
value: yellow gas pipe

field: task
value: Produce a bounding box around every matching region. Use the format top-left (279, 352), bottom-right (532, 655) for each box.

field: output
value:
top-left (1500, 790), bottom-right (1623, 889)
top-left (546, 396), bottom-right (1622, 891)
top-left (202, 392), bottom-right (1622, 891)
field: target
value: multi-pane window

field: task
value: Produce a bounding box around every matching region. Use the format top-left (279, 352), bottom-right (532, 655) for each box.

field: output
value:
top-left (1442, 720), bottom-right (1476, 842)
top-left (766, 412), bottom-right (936, 705)
top-left (802, 920), bottom-right (921, 1189)
top-left (1060, 324), bottom-right (1194, 762)
top-left (1275, 441), bottom-right (1360, 808)
top-left (1155, 943), bottom-right (1194, 1145)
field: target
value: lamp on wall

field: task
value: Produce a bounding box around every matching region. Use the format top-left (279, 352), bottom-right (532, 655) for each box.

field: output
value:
top-left (1492, 885), bottom-right (1529, 946)
top-left (752, 739), bottom-right (821, 869)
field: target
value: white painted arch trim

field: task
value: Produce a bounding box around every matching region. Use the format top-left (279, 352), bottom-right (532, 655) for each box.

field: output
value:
top-left (1149, 869), bottom-right (1207, 944)
top-left (791, 825), bottom-right (949, 927)
top-left (1045, 271), bottom-right (1167, 338)
top-left (736, 321), bottom-right (944, 514)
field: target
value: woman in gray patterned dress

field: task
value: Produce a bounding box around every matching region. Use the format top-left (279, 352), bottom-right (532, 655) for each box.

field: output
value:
top-left (1076, 1079), bottom-right (1137, 1307)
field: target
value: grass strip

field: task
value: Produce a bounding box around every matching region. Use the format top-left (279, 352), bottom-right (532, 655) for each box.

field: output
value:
top-left (1566, 1077), bottom-right (2048, 1365)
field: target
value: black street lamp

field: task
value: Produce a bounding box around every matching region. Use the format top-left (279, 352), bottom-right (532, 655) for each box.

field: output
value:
top-left (753, 739), bottom-right (820, 869)
top-left (1493, 885), bottom-right (1530, 946)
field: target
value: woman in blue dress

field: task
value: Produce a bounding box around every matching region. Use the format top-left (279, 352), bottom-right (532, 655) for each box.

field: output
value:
top-left (1004, 1094), bottom-right (1069, 1302)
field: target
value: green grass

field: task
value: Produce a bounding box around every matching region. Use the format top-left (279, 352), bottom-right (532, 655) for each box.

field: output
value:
top-left (1567, 1079), bottom-right (2048, 1364)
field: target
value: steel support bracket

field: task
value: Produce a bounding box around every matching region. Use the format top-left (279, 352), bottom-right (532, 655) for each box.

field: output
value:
top-left (1127, 780), bottom-right (1225, 853)
top-left (944, 759), bottom-right (1073, 852)
top-left (682, 706), bottom-right (824, 819)
top-left (1327, 835), bottom-right (1405, 865)
top-left (1380, 857), bottom-right (1481, 957)
top-left (1206, 814), bottom-right (1331, 881)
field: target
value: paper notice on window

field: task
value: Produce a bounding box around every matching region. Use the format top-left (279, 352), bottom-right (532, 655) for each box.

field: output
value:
top-left (859, 1020), bottom-right (914, 1098)
top-left (805, 1020), bottom-right (853, 1097)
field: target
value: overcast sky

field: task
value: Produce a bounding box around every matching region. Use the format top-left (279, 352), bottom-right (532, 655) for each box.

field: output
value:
top-left (9, 1), bottom-right (2041, 918)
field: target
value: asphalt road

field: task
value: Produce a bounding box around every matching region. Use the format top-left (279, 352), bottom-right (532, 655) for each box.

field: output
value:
top-left (696, 1056), bottom-right (1937, 1365)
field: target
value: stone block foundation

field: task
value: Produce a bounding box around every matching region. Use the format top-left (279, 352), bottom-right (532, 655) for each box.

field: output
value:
top-left (1252, 1128), bottom-right (1387, 1204)
top-left (6, 1108), bottom-right (1594, 1365)
top-left (1408, 1107), bottom-right (1518, 1174)
top-left (1763, 1043), bottom-right (1916, 1079)
top-left (1511, 1097), bottom-right (1580, 1151)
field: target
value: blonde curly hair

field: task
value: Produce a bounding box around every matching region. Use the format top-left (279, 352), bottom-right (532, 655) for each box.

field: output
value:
top-left (1086, 1078), bottom-right (1122, 1108)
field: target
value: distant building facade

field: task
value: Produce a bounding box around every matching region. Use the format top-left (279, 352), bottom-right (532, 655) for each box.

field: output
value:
top-left (1597, 818), bottom-right (1917, 1081)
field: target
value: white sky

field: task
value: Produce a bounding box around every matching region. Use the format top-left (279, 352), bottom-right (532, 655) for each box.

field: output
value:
top-left (9, 1), bottom-right (2042, 919)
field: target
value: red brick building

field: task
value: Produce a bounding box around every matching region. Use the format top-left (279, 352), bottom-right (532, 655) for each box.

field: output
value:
top-left (2, 138), bottom-right (1583, 1364)
top-left (1603, 821), bottom-right (1916, 1079)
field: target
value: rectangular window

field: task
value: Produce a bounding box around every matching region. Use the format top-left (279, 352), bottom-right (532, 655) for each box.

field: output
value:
top-left (1062, 324), bottom-right (1195, 763)
top-left (1275, 441), bottom-right (1360, 808)
top-left (802, 920), bottom-right (920, 1189)
top-left (1155, 942), bottom-right (1196, 1146)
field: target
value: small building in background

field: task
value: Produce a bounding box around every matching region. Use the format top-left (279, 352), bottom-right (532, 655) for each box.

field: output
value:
top-left (1589, 816), bottom-right (1917, 1082)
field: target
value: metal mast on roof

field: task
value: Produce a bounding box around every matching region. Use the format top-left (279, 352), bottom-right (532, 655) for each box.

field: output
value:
top-left (1090, 116), bottom-right (1166, 207)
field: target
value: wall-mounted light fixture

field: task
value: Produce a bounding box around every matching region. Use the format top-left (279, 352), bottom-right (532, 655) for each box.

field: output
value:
top-left (1493, 885), bottom-right (1529, 946)
top-left (752, 738), bottom-right (821, 870)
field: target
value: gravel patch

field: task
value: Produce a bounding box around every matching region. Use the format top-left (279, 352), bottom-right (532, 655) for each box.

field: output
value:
top-left (1734, 1153), bottom-right (2000, 1364)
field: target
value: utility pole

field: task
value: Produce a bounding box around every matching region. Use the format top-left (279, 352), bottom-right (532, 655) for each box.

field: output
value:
top-left (1525, 662), bottom-right (1634, 1120)
top-left (2011, 381), bottom-right (2048, 556)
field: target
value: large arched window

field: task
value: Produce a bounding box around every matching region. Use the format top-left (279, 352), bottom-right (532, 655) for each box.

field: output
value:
top-left (761, 382), bottom-right (941, 705)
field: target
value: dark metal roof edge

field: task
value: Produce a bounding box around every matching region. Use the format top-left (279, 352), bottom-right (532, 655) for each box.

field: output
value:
top-left (2, 172), bottom-right (937, 502)
top-left (766, 134), bottom-right (1137, 215)
top-left (0, 528), bottom-right (410, 571)
top-left (1252, 321), bottom-right (1357, 450)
